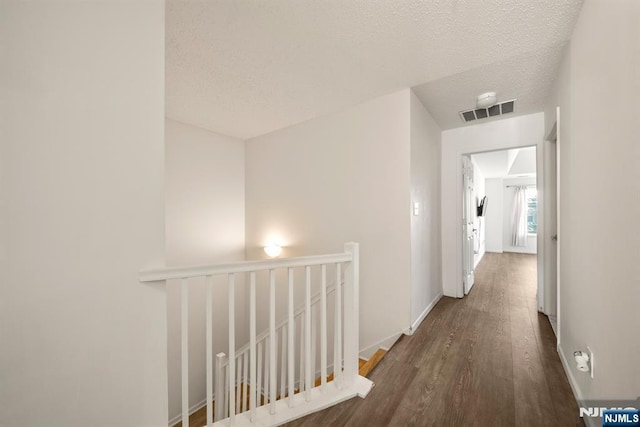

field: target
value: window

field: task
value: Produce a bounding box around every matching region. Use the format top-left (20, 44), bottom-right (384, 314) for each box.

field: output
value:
top-left (526, 187), bottom-right (537, 234)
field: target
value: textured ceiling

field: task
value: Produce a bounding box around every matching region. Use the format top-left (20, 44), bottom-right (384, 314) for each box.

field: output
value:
top-left (412, 43), bottom-right (567, 130)
top-left (166, 0), bottom-right (583, 139)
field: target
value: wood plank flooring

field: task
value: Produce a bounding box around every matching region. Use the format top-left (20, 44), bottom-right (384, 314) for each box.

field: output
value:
top-left (286, 252), bottom-right (583, 427)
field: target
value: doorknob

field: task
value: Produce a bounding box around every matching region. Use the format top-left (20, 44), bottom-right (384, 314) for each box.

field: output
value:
top-left (551, 235), bottom-right (558, 242)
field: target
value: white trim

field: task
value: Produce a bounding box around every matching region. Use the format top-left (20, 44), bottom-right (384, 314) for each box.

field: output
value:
top-left (503, 248), bottom-right (537, 255)
top-left (406, 292), bottom-right (443, 335)
top-left (140, 252), bottom-right (352, 282)
top-left (359, 332), bottom-right (403, 360)
top-left (558, 344), bottom-right (598, 427)
top-left (442, 113), bottom-right (546, 299)
top-left (174, 376), bottom-right (374, 427)
top-left (169, 396), bottom-right (211, 427)
top-left (558, 344), bottom-right (582, 401)
top-left (548, 315), bottom-right (557, 337)
top-left (212, 377), bottom-right (373, 427)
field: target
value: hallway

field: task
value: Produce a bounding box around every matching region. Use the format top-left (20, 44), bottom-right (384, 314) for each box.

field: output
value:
top-left (287, 253), bottom-right (581, 426)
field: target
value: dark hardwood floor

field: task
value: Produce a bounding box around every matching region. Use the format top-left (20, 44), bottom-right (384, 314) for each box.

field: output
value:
top-left (286, 252), bottom-right (582, 427)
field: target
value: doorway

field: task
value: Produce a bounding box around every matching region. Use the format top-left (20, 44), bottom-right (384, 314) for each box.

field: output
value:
top-left (462, 146), bottom-right (539, 298)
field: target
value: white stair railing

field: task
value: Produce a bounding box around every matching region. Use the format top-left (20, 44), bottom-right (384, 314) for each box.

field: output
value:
top-left (139, 242), bottom-right (373, 427)
top-left (215, 281), bottom-right (339, 420)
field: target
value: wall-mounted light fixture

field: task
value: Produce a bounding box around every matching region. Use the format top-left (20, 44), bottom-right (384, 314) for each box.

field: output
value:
top-left (264, 244), bottom-right (283, 258)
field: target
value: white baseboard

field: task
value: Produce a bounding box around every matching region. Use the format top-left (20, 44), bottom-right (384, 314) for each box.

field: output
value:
top-left (474, 249), bottom-right (485, 268)
top-left (168, 396), bottom-right (211, 427)
top-left (558, 344), bottom-right (583, 402)
top-left (548, 315), bottom-right (557, 337)
top-left (359, 332), bottom-right (403, 359)
top-left (406, 292), bottom-right (443, 335)
top-left (557, 344), bottom-right (598, 427)
top-left (220, 376), bottom-right (373, 427)
top-left (503, 248), bottom-right (537, 255)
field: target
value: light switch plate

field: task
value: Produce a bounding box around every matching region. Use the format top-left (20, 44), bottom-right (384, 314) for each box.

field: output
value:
top-left (413, 202), bottom-right (420, 216)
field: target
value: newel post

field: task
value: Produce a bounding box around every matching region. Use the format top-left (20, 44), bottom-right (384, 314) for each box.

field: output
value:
top-left (343, 242), bottom-right (360, 385)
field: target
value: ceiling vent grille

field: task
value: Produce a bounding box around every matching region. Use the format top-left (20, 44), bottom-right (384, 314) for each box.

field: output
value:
top-left (459, 99), bottom-right (516, 123)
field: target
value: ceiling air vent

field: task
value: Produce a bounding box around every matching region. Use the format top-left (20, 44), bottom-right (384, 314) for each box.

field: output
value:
top-left (459, 99), bottom-right (517, 123)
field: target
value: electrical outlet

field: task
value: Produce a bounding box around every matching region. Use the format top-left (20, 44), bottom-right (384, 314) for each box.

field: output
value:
top-left (587, 346), bottom-right (594, 379)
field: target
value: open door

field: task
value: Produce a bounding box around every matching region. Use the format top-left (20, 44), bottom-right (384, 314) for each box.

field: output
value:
top-left (547, 136), bottom-right (558, 332)
top-left (543, 108), bottom-right (560, 342)
top-left (462, 155), bottom-right (475, 294)
top-left (543, 110), bottom-right (560, 338)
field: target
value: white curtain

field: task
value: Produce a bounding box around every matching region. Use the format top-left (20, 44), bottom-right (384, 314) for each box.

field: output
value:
top-left (511, 186), bottom-right (528, 247)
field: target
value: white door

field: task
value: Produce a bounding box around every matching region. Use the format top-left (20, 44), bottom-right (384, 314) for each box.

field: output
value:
top-left (547, 137), bottom-right (558, 324)
top-left (462, 156), bottom-right (475, 294)
top-left (544, 109), bottom-right (560, 338)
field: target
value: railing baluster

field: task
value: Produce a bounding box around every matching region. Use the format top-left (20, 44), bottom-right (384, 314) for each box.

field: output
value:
top-left (264, 338), bottom-right (269, 405)
top-left (181, 278), bottom-right (189, 427)
top-left (287, 268), bottom-right (295, 407)
top-left (269, 269), bottom-right (277, 414)
top-left (215, 353), bottom-right (225, 422)
top-left (224, 364), bottom-right (230, 419)
top-left (304, 266), bottom-right (312, 400)
top-left (299, 315), bottom-right (304, 393)
top-left (334, 263), bottom-right (342, 388)
top-left (206, 276), bottom-right (213, 426)
top-left (249, 272), bottom-right (257, 420)
top-left (256, 341), bottom-right (263, 407)
top-left (320, 265), bottom-right (327, 389)
top-left (280, 327), bottom-right (287, 400)
top-left (138, 244), bottom-right (364, 426)
top-left (228, 273), bottom-right (236, 424)
top-left (311, 304), bottom-right (316, 389)
top-left (242, 352), bottom-right (248, 412)
top-left (236, 356), bottom-right (241, 414)
top-left (343, 243), bottom-right (359, 385)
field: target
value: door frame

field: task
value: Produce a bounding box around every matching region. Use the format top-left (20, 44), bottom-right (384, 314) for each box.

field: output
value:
top-left (550, 107), bottom-right (561, 346)
top-left (539, 108), bottom-right (560, 345)
top-left (457, 144), bottom-right (542, 299)
top-left (441, 115), bottom-right (547, 299)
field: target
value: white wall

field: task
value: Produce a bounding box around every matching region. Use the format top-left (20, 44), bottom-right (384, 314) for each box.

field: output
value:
top-left (484, 178), bottom-right (504, 253)
top-left (165, 119), bottom-right (245, 422)
top-left (441, 113), bottom-right (545, 297)
top-left (245, 90), bottom-right (413, 354)
top-left (0, 2), bottom-right (167, 426)
top-left (165, 119), bottom-right (245, 267)
top-left (409, 92), bottom-right (443, 329)
top-left (545, 0), bottom-right (640, 404)
top-left (501, 177), bottom-right (537, 254)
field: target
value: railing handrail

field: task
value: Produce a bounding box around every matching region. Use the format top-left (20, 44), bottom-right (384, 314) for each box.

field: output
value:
top-left (154, 242), bottom-right (370, 426)
top-left (138, 252), bottom-right (352, 282)
top-left (222, 281), bottom-right (341, 366)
